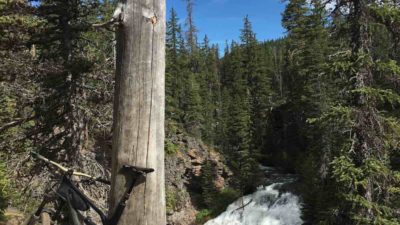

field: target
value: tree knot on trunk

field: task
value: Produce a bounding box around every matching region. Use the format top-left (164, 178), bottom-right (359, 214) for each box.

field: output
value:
top-left (149, 14), bottom-right (158, 25)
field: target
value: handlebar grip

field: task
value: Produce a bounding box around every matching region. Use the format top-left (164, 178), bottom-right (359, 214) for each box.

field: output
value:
top-left (31, 151), bottom-right (38, 157)
top-left (95, 177), bottom-right (111, 185)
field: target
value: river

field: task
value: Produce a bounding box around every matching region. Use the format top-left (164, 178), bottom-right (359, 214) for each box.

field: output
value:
top-left (204, 166), bottom-right (303, 225)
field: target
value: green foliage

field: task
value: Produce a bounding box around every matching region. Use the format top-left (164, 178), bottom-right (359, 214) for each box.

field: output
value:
top-left (0, 162), bottom-right (9, 221)
top-left (211, 188), bottom-right (241, 215)
top-left (195, 209), bottom-right (212, 224)
top-left (352, 87), bottom-right (400, 106)
top-left (183, 73), bottom-right (204, 137)
top-left (0, 0), bottom-right (115, 217)
top-left (376, 60), bottom-right (400, 78)
top-left (197, 188), bottom-right (240, 223)
top-left (166, 188), bottom-right (187, 214)
top-left (28, 0), bottom-right (105, 156)
top-left (331, 156), bottom-right (362, 187)
top-left (0, 0), bottom-right (43, 51)
top-left (166, 6), bottom-right (221, 144)
top-left (0, 1), bottom-right (37, 157)
top-left (217, 18), bottom-right (278, 191)
top-left (276, 0), bottom-right (400, 224)
top-left (165, 139), bottom-right (179, 155)
top-left (200, 161), bottom-right (218, 207)
top-left (200, 161), bottom-right (240, 221)
top-left (369, 4), bottom-right (400, 32)
top-left (307, 105), bottom-right (353, 126)
top-left (165, 190), bottom-right (176, 213)
top-left (166, 8), bottom-right (186, 123)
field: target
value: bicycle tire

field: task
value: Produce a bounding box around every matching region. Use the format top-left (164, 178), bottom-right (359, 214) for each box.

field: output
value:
top-left (41, 212), bottom-right (51, 225)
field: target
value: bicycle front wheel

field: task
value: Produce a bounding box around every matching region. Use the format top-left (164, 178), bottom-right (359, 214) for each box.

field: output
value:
top-left (21, 211), bottom-right (51, 225)
top-left (40, 212), bottom-right (51, 225)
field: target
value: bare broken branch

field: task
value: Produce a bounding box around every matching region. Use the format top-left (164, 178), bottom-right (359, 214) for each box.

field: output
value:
top-left (0, 115), bottom-right (37, 134)
top-left (92, 3), bottom-right (123, 29)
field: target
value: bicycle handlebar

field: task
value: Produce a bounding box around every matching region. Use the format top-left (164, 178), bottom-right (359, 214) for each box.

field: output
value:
top-left (31, 151), bottom-right (111, 185)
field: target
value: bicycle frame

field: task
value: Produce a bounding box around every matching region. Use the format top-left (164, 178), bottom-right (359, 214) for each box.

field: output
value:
top-left (27, 152), bottom-right (154, 225)
top-left (58, 168), bottom-right (141, 225)
top-left (21, 196), bottom-right (52, 225)
top-left (59, 176), bottom-right (108, 225)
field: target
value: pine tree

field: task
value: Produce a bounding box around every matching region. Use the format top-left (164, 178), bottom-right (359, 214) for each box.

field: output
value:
top-left (217, 43), bottom-right (231, 149)
top-left (0, 0), bottom-right (39, 154)
top-left (0, 0), bottom-right (40, 217)
top-left (179, 0), bottom-right (205, 137)
top-left (166, 8), bottom-right (185, 123)
top-left (31, 0), bottom-right (99, 160)
top-left (331, 1), bottom-right (400, 223)
top-left (240, 16), bottom-right (272, 164)
top-left (81, 1), bottom-right (115, 138)
top-left (273, 0), bottom-right (312, 172)
top-left (282, 0), bottom-right (309, 101)
top-left (220, 42), bottom-right (253, 191)
top-left (184, 72), bottom-right (203, 137)
top-left (198, 35), bottom-right (220, 145)
top-left (279, 2), bottom-right (345, 223)
top-left (185, 0), bottom-right (198, 53)
top-left (306, 1), bottom-right (400, 224)
top-left (201, 160), bottom-right (218, 208)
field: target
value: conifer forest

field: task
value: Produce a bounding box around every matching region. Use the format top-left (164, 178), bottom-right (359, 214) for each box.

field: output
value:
top-left (0, 0), bottom-right (400, 225)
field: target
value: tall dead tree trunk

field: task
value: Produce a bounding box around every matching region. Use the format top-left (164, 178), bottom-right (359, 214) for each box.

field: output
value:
top-left (109, 1), bottom-right (166, 225)
top-left (185, 0), bottom-right (197, 52)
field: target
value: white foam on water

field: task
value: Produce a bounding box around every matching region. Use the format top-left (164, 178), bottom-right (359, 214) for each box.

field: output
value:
top-left (204, 184), bottom-right (303, 225)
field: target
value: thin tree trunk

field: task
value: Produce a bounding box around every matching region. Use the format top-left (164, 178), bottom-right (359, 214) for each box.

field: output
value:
top-left (351, 0), bottom-right (379, 220)
top-left (109, 1), bottom-right (166, 225)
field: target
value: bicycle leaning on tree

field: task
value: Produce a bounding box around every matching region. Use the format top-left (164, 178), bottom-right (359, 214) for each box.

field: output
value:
top-left (21, 151), bottom-right (154, 225)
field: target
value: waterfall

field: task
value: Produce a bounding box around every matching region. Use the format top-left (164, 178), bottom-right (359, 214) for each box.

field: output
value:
top-left (204, 167), bottom-right (303, 225)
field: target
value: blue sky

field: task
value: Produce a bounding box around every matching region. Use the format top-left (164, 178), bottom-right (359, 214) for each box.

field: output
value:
top-left (167, 0), bottom-right (286, 47)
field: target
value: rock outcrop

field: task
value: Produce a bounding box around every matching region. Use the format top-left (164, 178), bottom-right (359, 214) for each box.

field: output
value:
top-left (165, 133), bottom-right (232, 225)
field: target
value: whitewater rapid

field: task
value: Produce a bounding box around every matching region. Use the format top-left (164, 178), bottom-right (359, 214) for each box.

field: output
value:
top-left (204, 167), bottom-right (303, 225)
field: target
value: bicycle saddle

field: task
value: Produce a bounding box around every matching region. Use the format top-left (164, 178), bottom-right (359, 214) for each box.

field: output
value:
top-left (122, 165), bottom-right (154, 175)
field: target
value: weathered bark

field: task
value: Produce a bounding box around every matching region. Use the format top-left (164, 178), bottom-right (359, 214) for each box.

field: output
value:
top-left (109, 1), bottom-right (166, 225)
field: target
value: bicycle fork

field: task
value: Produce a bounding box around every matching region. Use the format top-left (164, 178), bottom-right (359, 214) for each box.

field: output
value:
top-left (21, 197), bottom-right (50, 225)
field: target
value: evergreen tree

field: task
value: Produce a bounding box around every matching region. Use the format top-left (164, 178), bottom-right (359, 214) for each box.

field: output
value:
top-left (201, 160), bottom-right (218, 207)
top-left (185, 0), bottom-right (198, 53)
top-left (282, 0), bottom-right (309, 101)
top-left (0, 0), bottom-right (40, 217)
top-left (183, 72), bottom-right (203, 137)
top-left (198, 36), bottom-right (220, 145)
top-left (300, 1), bottom-right (400, 224)
top-left (240, 16), bottom-right (271, 164)
top-left (281, 1), bottom-right (335, 222)
top-left (180, 0), bottom-right (204, 137)
top-left (0, 0), bottom-right (39, 154)
top-left (328, 1), bottom-right (400, 223)
top-left (30, 0), bottom-right (100, 161)
top-left (166, 8), bottom-right (185, 123)
top-left (220, 42), bottom-right (253, 191)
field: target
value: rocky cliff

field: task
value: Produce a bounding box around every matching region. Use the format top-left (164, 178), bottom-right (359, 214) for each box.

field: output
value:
top-left (165, 133), bottom-right (232, 225)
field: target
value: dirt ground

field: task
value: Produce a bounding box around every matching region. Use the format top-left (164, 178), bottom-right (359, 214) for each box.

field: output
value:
top-left (1, 208), bottom-right (25, 225)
